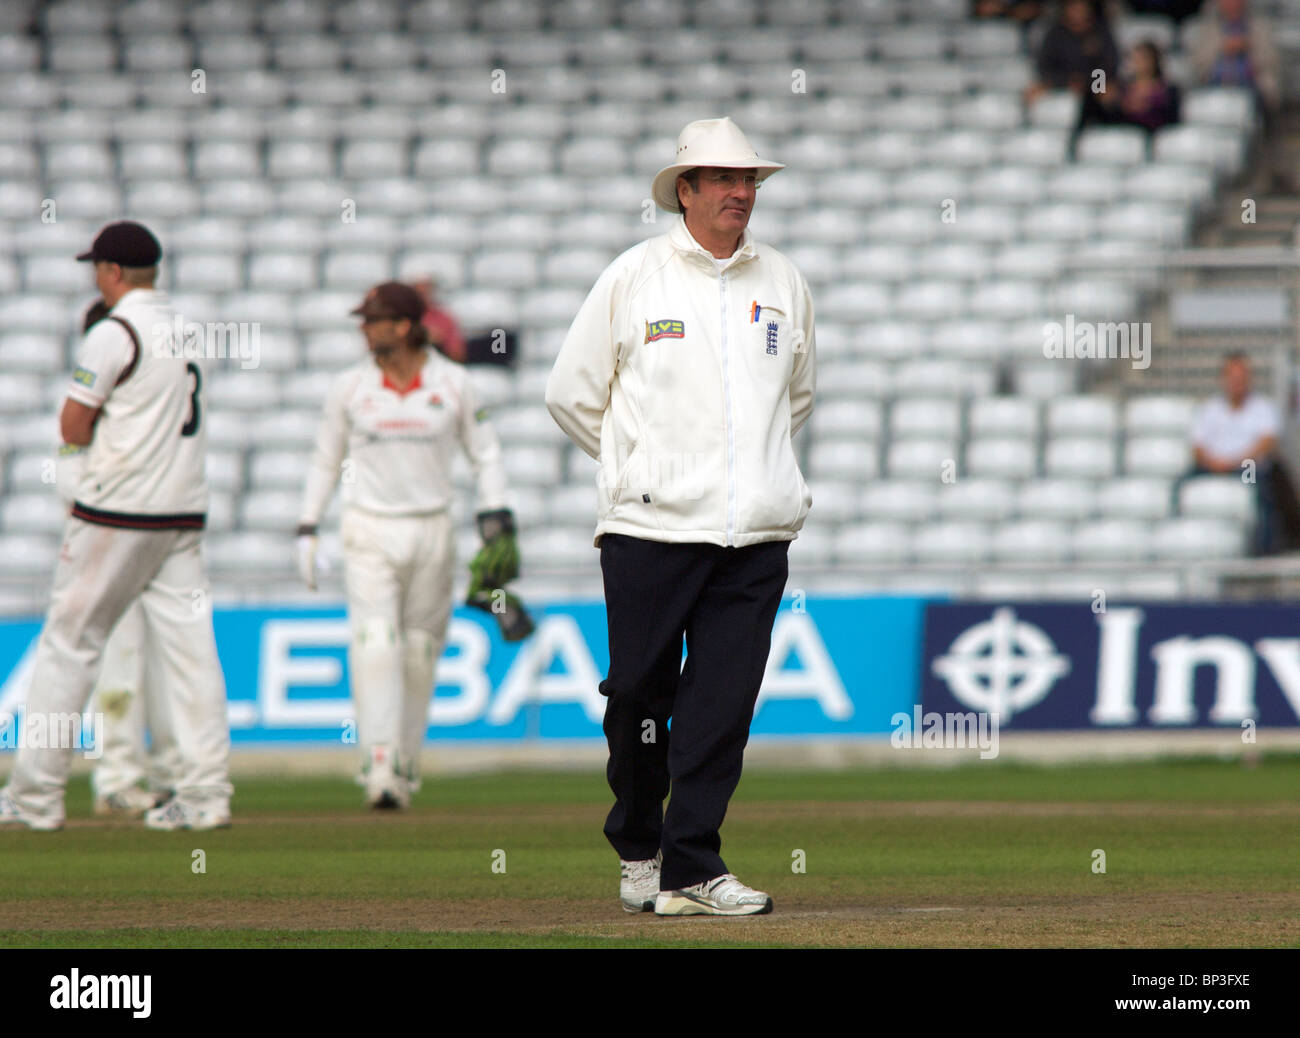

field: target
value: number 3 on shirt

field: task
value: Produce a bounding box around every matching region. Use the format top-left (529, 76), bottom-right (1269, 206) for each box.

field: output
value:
top-left (181, 361), bottom-right (202, 437)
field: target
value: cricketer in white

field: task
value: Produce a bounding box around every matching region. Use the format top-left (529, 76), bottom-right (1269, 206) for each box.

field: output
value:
top-left (296, 281), bottom-right (510, 808)
top-left (0, 221), bottom-right (232, 833)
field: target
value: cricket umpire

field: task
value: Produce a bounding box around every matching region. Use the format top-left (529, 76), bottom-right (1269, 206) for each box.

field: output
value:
top-left (545, 117), bottom-right (816, 915)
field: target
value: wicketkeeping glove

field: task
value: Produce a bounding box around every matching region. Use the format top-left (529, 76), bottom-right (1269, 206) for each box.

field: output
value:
top-left (465, 509), bottom-right (534, 642)
top-left (470, 509), bottom-right (520, 588)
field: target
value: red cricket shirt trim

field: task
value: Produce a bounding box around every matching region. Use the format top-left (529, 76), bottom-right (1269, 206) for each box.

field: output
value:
top-left (381, 371), bottom-right (424, 396)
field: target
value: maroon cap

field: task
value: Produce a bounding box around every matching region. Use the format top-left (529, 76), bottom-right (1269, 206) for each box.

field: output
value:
top-left (77, 221), bottom-right (162, 265)
top-left (350, 281), bottom-right (427, 322)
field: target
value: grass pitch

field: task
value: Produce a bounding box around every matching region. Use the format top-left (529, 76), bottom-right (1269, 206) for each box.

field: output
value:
top-left (1, 755), bottom-right (1298, 948)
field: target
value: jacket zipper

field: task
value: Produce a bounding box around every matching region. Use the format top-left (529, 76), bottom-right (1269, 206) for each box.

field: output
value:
top-left (719, 266), bottom-right (736, 547)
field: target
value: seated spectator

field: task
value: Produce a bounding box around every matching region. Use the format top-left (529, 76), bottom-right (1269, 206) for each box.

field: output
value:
top-left (1187, 0), bottom-right (1278, 110)
top-left (1025, 0), bottom-right (1120, 106)
top-left (1071, 40), bottom-right (1180, 156)
top-left (1183, 353), bottom-right (1299, 555)
top-left (410, 276), bottom-right (467, 364)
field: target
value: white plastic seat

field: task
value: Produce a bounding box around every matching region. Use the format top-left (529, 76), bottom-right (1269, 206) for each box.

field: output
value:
top-left (1017, 479), bottom-right (1095, 520)
top-left (267, 140), bottom-right (334, 179)
top-left (912, 521), bottom-right (993, 565)
top-left (1124, 396), bottom-right (1196, 438)
top-left (0, 493), bottom-right (65, 535)
top-left (248, 450), bottom-right (306, 490)
top-left (1045, 438), bottom-right (1116, 479)
top-left (1072, 519), bottom-right (1154, 562)
top-left (933, 479), bottom-right (1016, 521)
top-left (999, 128), bottom-right (1070, 168)
top-left (812, 400), bottom-right (883, 439)
top-left (894, 360), bottom-right (992, 397)
top-left (247, 253), bottom-right (317, 292)
top-left (1028, 91), bottom-right (1078, 129)
top-left (239, 491), bottom-right (302, 532)
top-left (205, 449), bottom-right (243, 492)
top-left (321, 251), bottom-right (392, 289)
top-left (0, 535), bottom-right (58, 575)
top-left (890, 398), bottom-right (962, 440)
top-left (250, 410), bottom-right (321, 449)
top-left (1124, 436), bottom-right (1190, 477)
top-left (808, 440), bottom-right (880, 482)
top-left (841, 246), bottom-right (916, 283)
top-left (1151, 518), bottom-right (1245, 561)
top-left (857, 321), bottom-right (929, 360)
top-left (204, 371), bottom-right (281, 412)
top-left (174, 253), bottom-right (244, 293)
top-left (1098, 477), bottom-right (1173, 520)
top-left (860, 481), bottom-right (937, 523)
top-left (966, 438), bottom-right (1037, 479)
top-left (885, 438), bottom-right (958, 480)
top-left (992, 519), bottom-right (1072, 563)
top-left (192, 141), bottom-right (261, 179)
top-left (1076, 127), bottom-right (1147, 165)
top-left (502, 444), bottom-right (563, 486)
top-left (834, 522), bottom-right (913, 564)
top-left (1182, 87), bottom-right (1256, 132)
top-left (1177, 476), bottom-right (1255, 523)
top-left (1047, 396), bottom-right (1120, 438)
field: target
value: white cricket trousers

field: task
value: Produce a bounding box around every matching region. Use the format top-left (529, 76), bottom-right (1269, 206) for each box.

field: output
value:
top-left (341, 507), bottom-right (455, 784)
top-left (90, 600), bottom-right (183, 799)
top-left (5, 517), bottom-right (231, 823)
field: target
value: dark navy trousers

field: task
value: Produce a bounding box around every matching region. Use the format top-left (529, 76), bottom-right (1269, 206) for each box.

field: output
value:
top-left (597, 532), bottom-right (790, 891)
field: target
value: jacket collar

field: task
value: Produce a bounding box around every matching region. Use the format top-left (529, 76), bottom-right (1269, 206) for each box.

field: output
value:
top-left (668, 215), bottom-right (758, 273)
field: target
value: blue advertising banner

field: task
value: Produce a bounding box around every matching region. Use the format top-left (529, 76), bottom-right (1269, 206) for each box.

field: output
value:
top-left (921, 602), bottom-right (1300, 729)
top-left (0, 595), bottom-right (927, 746)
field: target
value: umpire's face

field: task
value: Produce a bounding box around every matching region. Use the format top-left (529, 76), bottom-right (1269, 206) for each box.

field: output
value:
top-left (679, 166), bottom-right (758, 240)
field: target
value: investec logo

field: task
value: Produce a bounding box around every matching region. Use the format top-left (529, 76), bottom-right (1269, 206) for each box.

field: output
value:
top-left (931, 606), bottom-right (1300, 724)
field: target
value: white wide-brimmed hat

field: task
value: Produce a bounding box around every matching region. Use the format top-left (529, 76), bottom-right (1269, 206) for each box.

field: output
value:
top-left (650, 117), bottom-right (785, 213)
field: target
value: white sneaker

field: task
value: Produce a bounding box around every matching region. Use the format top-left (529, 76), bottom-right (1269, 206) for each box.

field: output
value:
top-left (144, 797), bottom-right (231, 832)
top-left (655, 873), bottom-right (773, 916)
top-left (619, 851), bottom-right (662, 913)
top-left (0, 788), bottom-right (63, 832)
top-left (94, 786), bottom-right (160, 818)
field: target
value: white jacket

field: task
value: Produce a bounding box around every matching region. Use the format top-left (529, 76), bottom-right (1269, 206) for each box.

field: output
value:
top-left (546, 216), bottom-right (815, 548)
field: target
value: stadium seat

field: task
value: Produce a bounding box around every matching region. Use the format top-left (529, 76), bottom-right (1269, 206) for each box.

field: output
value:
top-left (1072, 519), bottom-right (1154, 563)
top-left (991, 519), bottom-right (1072, 563)
top-left (809, 440), bottom-right (881, 482)
top-left (933, 478), bottom-right (1016, 522)
top-left (1177, 476), bottom-right (1255, 524)
top-left (834, 522), bottom-right (913, 564)
top-left (1098, 477), bottom-right (1174, 520)
top-left (913, 521), bottom-right (993, 564)
top-left (966, 438), bottom-right (1037, 480)
top-left (1152, 518), bottom-right (1245, 561)
top-left (1124, 436), bottom-right (1191, 477)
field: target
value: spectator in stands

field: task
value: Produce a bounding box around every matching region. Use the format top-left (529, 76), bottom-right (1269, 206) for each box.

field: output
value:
top-left (1187, 0), bottom-right (1278, 109)
top-left (1025, 0), bottom-right (1120, 106)
top-left (1071, 40), bottom-right (1180, 156)
top-left (411, 276), bottom-right (467, 364)
top-left (972, 0), bottom-right (1044, 23)
top-left (1125, 0), bottom-right (1204, 26)
top-left (1186, 0), bottom-right (1286, 187)
top-left (1184, 353), bottom-right (1295, 555)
